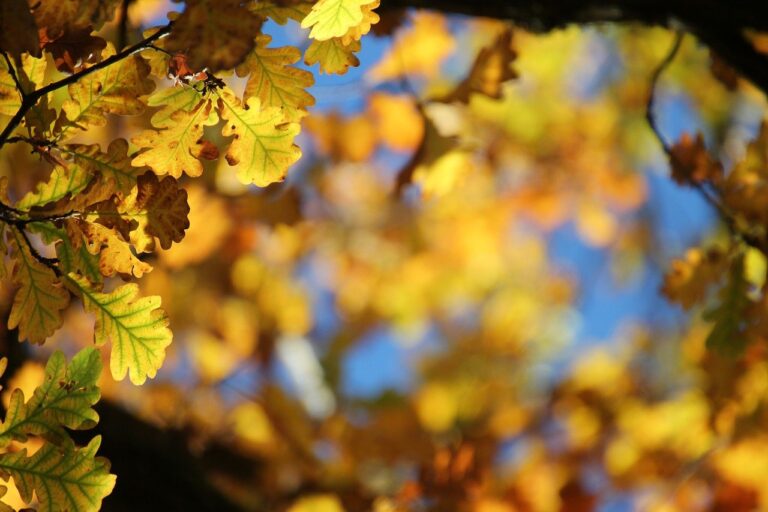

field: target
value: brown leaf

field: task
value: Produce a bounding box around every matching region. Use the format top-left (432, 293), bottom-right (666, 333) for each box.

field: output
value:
top-left (669, 133), bottom-right (723, 185)
top-left (41, 25), bottom-right (106, 73)
top-left (165, 0), bottom-right (263, 72)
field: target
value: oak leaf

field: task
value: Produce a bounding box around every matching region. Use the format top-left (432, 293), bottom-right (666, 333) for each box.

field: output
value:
top-left (0, 0), bottom-right (40, 58)
top-left (63, 139), bottom-right (146, 196)
top-left (441, 29), bottom-right (518, 103)
top-left (132, 99), bottom-right (218, 178)
top-left (236, 34), bottom-right (315, 122)
top-left (669, 133), bottom-right (723, 185)
top-left (0, 348), bottom-right (101, 447)
top-left (68, 274), bottom-right (172, 384)
top-left (61, 44), bottom-right (154, 134)
top-left (165, 0), bottom-right (262, 72)
top-left (304, 38), bottom-right (361, 75)
top-left (40, 25), bottom-right (106, 73)
top-left (217, 88), bottom-right (302, 186)
top-left (301, 0), bottom-right (378, 41)
top-left (7, 229), bottom-right (70, 344)
top-left (0, 436), bottom-right (115, 512)
top-left (77, 220), bottom-right (152, 278)
top-left (118, 173), bottom-right (190, 251)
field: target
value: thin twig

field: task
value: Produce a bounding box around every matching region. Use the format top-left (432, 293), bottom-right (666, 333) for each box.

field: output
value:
top-left (646, 30), bottom-right (684, 155)
top-left (117, 0), bottom-right (133, 50)
top-left (646, 30), bottom-right (765, 253)
top-left (0, 23), bottom-right (173, 149)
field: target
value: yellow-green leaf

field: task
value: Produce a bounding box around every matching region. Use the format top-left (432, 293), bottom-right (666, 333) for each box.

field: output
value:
top-left (236, 34), bottom-right (315, 122)
top-left (68, 274), bottom-right (172, 385)
top-left (7, 228), bottom-right (69, 344)
top-left (301, 0), bottom-right (377, 41)
top-left (79, 221), bottom-right (152, 278)
top-left (0, 436), bottom-right (115, 512)
top-left (0, 348), bottom-right (101, 448)
top-left (61, 43), bottom-right (154, 134)
top-left (217, 87), bottom-right (302, 186)
top-left (132, 99), bottom-right (219, 178)
top-left (17, 163), bottom-right (92, 210)
top-left (304, 37), bottom-right (360, 75)
top-left (61, 139), bottom-right (146, 196)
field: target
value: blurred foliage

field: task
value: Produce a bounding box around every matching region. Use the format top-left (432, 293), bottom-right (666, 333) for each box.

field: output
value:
top-left (0, 1), bottom-right (767, 511)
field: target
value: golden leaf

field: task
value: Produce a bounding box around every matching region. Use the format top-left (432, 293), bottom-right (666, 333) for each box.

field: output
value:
top-left (301, 0), bottom-right (377, 41)
top-left (304, 38), bottom-right (360, 75)
top-left (236, 34), bottom-right (315, 122)
top-left (217, 87), bottom-right (302, 186)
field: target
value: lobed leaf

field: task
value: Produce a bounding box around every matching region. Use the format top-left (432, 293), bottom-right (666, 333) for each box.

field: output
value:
top-left (0, 436), bottom-right (115, 512)
top-left (61, 43), bottom-right (154, 135)
top-left (165, 0), bottom-right (262, 72)
top-left (304, 38), bottom-right (361, 75)
top-left (217, 87), bottom-right (302, 187)
top-left (301, 0), bottom-right (377, 41)
top-left (7, 229), bottom-right (70, 344)
top-left (118, 173), bottom-right (190, 251)
top-left (236, 34), bottom-right (315, 122)
top-left (68, 274), bottom-right (172, 385)
top-left (132, 99), bottom-right (219, 178)
top-left (0, 348), bottom-right (101, 448)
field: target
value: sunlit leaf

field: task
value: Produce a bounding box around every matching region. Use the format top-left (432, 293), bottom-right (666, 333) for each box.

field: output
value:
top-left (68, 274), bottom-right (172, 385)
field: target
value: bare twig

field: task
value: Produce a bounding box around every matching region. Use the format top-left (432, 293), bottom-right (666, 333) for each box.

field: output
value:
top-left (117, 0), bottom-right (133, 50)
top-left (0, 23), bottom-right (173, 149)
top-left (646, 31), bottom-right (684, 155)
top-left (646, 30), bottom-right (765, 253)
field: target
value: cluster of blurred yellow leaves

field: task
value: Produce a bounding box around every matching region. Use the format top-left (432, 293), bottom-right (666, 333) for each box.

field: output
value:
top-left (5, 5), bottom-right (768, 510)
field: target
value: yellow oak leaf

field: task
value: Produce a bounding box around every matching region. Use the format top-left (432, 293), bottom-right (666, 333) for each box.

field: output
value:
top-left (68, 274), bottom-right (172, 385)
top-left (235, 34), bottom-right (315, 122)
top-left (301, 0), bottom-right (377, 41)
top-left (61, 44), bottom-right (154, 134)
top-left (118, 173), bottom-right (190, 252)
top-left (165, 0), bottom-right (262, 72)
top-left (7, 229), bottom-right (70, 345)
top-left (16, 164), bottom-right (92, 210)
top-left (132, 99), bottom-right (219, 178)
top-left (79, 221), bottom-right (152, 278)
top-left (369, 92), bottom-right (424, 152)
top-left (304, 38), bottom-right (360, 75)
top-left (145, 85), bottom-right (204, 127)
top-left (217, 87), bottom-right (302, 186)
top-left (339, 0), bottom-right (379, 45)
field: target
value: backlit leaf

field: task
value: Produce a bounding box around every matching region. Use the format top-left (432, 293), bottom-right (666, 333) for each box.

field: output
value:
top-left (217, 87), bottom-right (302, 186)
top-left (165, 0), bottom-right (262, 72)
top-left (118, 173), bottom-right (190, 251)
top-left (304, 38), bottom-right (360, 75)
top-left (61, 139), bottom-right (146, 196)
top-left (78, 221), bottom-right (153, 278)
top-left (236, 34), bottom-right (315, 122)
top-left (68, 274), bottom-right (172, 385)
top-left (7, 229), bottom-right (69, 344)
top-left (0, 348), bottom-right (101, 448)
top-left (61, 43), bottom-right (154, 134)
top-left (132, 99), bottom-right (219, 178)
top-left (301, 0), bottom-right (377, 41)
top-left (0, 436), bottom-right (115, 512)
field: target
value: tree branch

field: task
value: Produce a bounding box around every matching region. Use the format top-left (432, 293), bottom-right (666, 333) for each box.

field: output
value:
top-left (0, 23), bottom-right (173, 149)
top-left (382, 0), bottom-right (768, 97)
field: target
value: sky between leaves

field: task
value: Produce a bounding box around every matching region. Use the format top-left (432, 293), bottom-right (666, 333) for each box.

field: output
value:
top-left (1, 0), bottom-right (768, 511)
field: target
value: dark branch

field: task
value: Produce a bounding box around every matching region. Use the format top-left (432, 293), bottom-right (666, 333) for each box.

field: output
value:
top-left (0, 23), bottom-right (173, 149)
top-left (381, 0), bottom-right (768, 97)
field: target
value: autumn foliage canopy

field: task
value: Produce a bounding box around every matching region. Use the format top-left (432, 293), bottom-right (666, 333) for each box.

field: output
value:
top-left (1, 0), bottom-right (768, 511)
